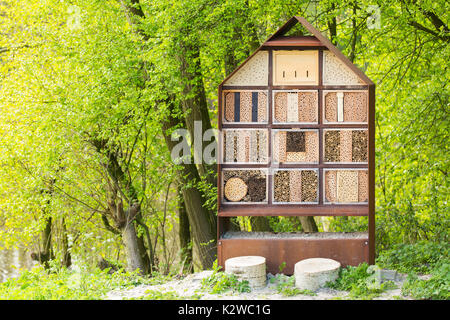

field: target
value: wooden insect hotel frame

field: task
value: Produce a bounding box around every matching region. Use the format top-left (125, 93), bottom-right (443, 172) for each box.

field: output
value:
top-left (217, 17), bottom-right (375, 274)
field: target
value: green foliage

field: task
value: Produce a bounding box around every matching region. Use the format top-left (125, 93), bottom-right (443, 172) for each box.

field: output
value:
top-left (0, 0), bottom-right (449, 292)
top-left (328, 263), bottom-right (397, 300)
top-left (377, 241), bottom-right (449, 274)
top-left (401, 263), bottom-right (450, 300)
top-left (201, 261), bottom-right (251, 294)
top-left (0, 264), bottom-right (167, 300)
top-left (127, 289), bottom-right (184, 300)
top-left (270, 274), bottom-right (316, 297)
top-left (201, 272), bottom-right (251, 294)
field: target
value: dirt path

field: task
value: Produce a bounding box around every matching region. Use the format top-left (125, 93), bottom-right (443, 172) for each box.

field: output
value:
top-left (105, 271), bottom-right (412, 300)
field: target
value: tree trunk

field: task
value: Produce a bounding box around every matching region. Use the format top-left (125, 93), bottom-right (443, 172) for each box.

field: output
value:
top-left (162, 104), bottom-right (217, 269)
top-left (178, 41), bottom-right (216, 186)
top-left (178, 187), bottom-right (192, 273)
top-left (250, 217), bottom-right (272, 232)
top-left (31, 216), bottom-right (53, 268)
top-left (60, 218), bottom-right (72, 268)
top-left (299, 217), bottom-right (319, 233)
top-left (122, 221), bottom-right (145, 274)
top-left (327, 3), bottom-right (337, 46)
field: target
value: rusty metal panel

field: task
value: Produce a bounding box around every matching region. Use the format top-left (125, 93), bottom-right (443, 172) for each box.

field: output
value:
top-left (218, 237), bottom-right (369, 275)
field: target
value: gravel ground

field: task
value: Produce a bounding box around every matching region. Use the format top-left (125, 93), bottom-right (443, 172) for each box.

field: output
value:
top-left (221, 231), bottom-right (368, 239)
top-left (104, 270), bottom-right (415, 300)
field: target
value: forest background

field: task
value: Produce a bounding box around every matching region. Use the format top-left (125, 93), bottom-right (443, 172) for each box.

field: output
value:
top-left (0, 0), bottom-right (448, 298)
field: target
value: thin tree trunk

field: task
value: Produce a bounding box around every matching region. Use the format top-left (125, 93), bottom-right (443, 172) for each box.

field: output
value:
top-left (327, 3), bottom-right (337, 46)
top-left (60, 218), bottom-right (71, 268)
top-left (122, 220), bottom-right (145, 274)
top-left (31, 216), bottom-right (53, 268)
top-left (250, 217), bottom-right (272, 232)
top-left (178, 187), bottom-right (192, 273)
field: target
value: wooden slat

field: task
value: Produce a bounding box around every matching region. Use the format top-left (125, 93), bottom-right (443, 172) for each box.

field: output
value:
top-left (263, 36), bottom-right (322, 47)
top-left (218, 204), bottom-right (369, 217)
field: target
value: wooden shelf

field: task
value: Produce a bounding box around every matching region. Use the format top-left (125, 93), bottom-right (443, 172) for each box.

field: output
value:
top-left (218, 204), bottom-right (369, 217)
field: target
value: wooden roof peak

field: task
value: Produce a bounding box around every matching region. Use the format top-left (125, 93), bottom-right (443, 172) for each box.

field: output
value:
top-left (220, 16), bottom-right (374, 86)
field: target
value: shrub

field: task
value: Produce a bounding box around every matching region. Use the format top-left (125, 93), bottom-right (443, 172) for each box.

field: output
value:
top-left (377, 241), bottom-right (449, 274)
top-left (401, 262), bottom-right (450, 300)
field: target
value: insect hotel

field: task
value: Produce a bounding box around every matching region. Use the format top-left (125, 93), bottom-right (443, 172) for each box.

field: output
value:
top-left (217, 17), bottom-right (375, 275)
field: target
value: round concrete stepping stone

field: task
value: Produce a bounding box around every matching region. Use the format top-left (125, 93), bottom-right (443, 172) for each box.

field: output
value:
top-left (294, 258), bottom-right (341, 291)
top-left (225, 256), bottom-right (266, 289)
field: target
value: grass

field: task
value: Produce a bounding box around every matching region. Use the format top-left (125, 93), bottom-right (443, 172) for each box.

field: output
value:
top-left (269, 273), bottom-right (316, 297)
top-left (0, 262), bottom-right (172, 300)
top-left (1, 241), bottom-right (448, 300)
top-left (326, 263), bottom-right (397, 300)
top-left (376, 241), bottom-right (449, 274)
top-left (401, 262), bottom-right (450, 300)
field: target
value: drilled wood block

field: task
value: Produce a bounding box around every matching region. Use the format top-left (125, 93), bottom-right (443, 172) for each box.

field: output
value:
top-left (240, 92), bottom-right (252, 122)
top-left (325, 170), bottom-right (337, 202)
top-left (289, 170), bottom-right (302, 202)
top-left (324, 92), bottom-right (338, 122)
top-left (224, 92), bottom-right (235, 122)
top-left (236, 131), bottom-right (249, 162)
top-left (344, 92), bottom-right (367, 122)
top-left (340, 130), bottom-right (353, 162)
top-left (223, 91), bottom-right (267, 123)
top-left (276, 131), bottom-right (287, 163)
top-left (274, 92), bottom-right (287, 122)
top-left (224, 177), bottom-right (248, 202)
top-left (258, 92), bottom-right (268, 122)
top-left (224, 130), bottom-right (267, 163)
top-left (275, 130), bottom-right (317, 163)
top-left (249, 130), bottom-right (268, 163)
top-left (358, 170), bottom-right (368, 202)
top-left (298, 92), bottom-right (318, 122)
top-left (305, 131), bottom-right (319, 162)
top-left (337, 171), bottom-right (359, 203)
top-left (287, 92), bottom-right (299, 122)
top-left (223, 170), bottom-right (266, 202)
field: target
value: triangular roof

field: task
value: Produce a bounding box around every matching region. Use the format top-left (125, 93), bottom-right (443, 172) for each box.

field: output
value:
top-left (220, 16), bottom-right (374, 86)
